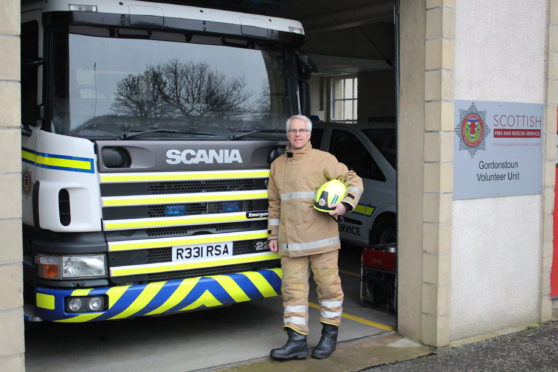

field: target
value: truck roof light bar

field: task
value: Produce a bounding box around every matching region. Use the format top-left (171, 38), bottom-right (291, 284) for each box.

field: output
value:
top-left (288, 26), bottom-right (304, 35)
top-left (68, 4), bottom-right (97, 12)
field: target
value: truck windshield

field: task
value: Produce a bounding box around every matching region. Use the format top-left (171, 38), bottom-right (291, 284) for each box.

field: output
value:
top-left (50, 29), bottom-right (296, 139)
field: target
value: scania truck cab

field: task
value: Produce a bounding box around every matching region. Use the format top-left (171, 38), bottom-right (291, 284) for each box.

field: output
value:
top-left (21, 0), bottom-right (311, 322)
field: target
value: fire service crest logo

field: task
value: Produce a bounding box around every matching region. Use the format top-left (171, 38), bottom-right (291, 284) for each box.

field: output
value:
top-left (456, 102), bottom-right (490, 158)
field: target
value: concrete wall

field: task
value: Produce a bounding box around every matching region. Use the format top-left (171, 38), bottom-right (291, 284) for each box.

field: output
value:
top-left (397, 0), bottom-right (426, 344)
top-left (398, 0), bottom-right (553, 347)
top-left (451, 0), bottom-right (549, 341)
top-left (0, 0), bottom-right (25, 370)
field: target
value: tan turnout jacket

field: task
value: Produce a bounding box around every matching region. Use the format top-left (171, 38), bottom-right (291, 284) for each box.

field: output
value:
top-left (267, 142), bottom-right (363, 257)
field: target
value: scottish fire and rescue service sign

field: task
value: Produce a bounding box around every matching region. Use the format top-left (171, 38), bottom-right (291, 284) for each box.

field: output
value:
top-left (453, 100), bottom-right (544, 200)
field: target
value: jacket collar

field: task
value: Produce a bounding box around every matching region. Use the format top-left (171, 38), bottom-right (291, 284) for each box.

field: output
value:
top-left (285, 141), bottom-right (312, 158)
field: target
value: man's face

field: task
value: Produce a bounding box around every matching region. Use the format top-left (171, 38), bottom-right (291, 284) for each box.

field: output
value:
top-left (287, 118), bottom-right (311, 150)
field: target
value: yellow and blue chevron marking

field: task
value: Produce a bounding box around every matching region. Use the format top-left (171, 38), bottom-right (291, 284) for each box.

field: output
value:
top-left (34, 268), bottom-right (282, 322)
top-left (22, 147), bottom-right (95, 174)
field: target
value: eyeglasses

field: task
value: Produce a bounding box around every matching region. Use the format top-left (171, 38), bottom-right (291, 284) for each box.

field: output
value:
top-left (287, 129), bottom-right (310, 134)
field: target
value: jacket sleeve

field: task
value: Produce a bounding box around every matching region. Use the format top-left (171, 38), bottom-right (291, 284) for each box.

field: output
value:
top-left (341, 168), bottom-right (363, 210)
top-left (326, 155), bottom-right (364, 211)
top-left (267, 163), bottom-right (280, 241)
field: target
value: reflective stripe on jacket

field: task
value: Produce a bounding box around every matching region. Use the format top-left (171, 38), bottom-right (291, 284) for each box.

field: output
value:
top-left (267, 141), bottom-right (363, 257)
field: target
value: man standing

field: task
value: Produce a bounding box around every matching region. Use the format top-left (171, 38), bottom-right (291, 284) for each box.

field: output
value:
top-left (267, 115), bottom-right (363, 360)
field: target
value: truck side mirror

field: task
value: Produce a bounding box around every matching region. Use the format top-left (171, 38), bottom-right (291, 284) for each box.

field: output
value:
top-left (295, 51), bottom-right (317, 80)
top-left (24, 57), bottom-right (43, 67)
top-left (21, 124), bottom-right (32, 137)
top-left (22, 58), bottom-right (43, 133)
top-left (295, 51), bottom-right (317, 116)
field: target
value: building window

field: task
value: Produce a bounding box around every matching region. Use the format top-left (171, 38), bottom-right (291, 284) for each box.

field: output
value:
top-left (331, 76), bottom-right (358, 122)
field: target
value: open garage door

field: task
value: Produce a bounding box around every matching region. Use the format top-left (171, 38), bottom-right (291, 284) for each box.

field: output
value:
top-left (274, 0), bottom-right (399, 328)
top-left (25, 1), bottom-right (401, 371)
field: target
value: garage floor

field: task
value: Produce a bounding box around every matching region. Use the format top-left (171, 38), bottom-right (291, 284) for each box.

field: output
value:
top-left (25, 246), bottom-right (398, 372)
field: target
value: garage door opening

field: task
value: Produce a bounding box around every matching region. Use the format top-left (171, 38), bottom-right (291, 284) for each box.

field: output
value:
top-left (24, 1), bottom-right (409, 371)
top-left (293, 0), bottom-right (399, 334)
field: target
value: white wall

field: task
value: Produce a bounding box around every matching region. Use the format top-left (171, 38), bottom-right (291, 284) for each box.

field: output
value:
top-left (451, 0), bottom-right (547, 340)
top-left (451, 197), bottom-right (541, 338)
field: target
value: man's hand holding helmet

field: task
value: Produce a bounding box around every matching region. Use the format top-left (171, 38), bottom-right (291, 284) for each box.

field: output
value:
top-left (328, 203), bottom-right (348, 216)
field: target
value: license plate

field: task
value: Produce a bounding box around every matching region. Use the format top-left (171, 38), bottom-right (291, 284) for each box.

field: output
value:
top-left (172, 242), bottom-right (233, 262)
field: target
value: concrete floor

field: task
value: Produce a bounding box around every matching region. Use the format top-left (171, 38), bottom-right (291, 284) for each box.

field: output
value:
top-left (25, 247), bottom-right (398, 372)
top-left (220, 334), bottom-right (430, 372)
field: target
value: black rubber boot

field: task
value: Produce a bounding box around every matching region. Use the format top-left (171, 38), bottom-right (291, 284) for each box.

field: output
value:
top-left (311, 323), bottom-right (338, 359)
top-left (270, 328), bottom-right (308, 360)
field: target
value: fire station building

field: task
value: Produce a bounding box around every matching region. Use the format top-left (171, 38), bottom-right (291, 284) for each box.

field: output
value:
top-left (0, 0), bottom-right (557, 370)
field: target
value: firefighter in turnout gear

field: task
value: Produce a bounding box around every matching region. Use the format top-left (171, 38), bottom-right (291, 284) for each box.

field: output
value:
top-left (267, 115), bottom-right (363, 360)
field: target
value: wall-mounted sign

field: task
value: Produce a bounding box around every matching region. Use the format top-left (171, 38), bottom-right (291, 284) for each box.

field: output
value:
top-left (453, 100), bottom-right (544, 200)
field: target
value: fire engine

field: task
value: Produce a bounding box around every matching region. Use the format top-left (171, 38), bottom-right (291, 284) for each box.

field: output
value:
top-left (21, 0), bottom-right (312, 322)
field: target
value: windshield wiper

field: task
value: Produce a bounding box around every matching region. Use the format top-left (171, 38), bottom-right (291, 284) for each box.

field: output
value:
top-left (227, 129), bottom-right (285, 140)
top-left (119, 128), bottom-right (216, 140)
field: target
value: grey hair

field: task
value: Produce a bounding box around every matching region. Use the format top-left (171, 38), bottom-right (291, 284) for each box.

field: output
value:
top-left (286, 115), bottom-right (312, 133)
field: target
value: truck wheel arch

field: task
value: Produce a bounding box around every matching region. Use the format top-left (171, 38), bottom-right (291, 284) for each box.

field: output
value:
top-left (370, 212), bottom-right (397, 245)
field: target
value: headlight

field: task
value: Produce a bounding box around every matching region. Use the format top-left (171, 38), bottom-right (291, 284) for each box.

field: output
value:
top-left (63, 255), bottom-right (106, 278)
top-left (66, 296), bottom-right (107, 313)
top-left (36, 254), bottom-right (106, 279)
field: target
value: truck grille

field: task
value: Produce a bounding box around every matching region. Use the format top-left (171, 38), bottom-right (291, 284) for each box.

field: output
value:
top-left (144, 221), bottom-right (267, 237)
top-left (100, 169), bottom-right (277, 284)
top-left (148, 179), bottom-right (257, 194)
top-left (102, 200), bottom-right (267, 219)
top-left (101, 179), bottom-right (264, 196)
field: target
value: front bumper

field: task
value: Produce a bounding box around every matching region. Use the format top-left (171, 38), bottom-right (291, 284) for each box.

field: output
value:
top-left (32, 268), bottom-right (282, 322)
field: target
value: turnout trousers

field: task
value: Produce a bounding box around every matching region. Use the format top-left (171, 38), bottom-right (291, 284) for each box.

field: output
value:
top-left (281, 250), bottom-right (344, 335)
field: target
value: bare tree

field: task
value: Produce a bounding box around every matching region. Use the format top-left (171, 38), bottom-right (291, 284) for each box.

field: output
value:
top-left (111, 66), bottom-right (168, 125)
top-left (160, 60), bottom-right (249, 118)
top-left (252, 80), bottom-right (271, 115)
top-left (112, 60), bottom-right (250, 122)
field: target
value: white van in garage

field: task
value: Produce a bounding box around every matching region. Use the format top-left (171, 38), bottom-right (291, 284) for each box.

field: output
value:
top-left (311, 122), bottom-right (396, 247)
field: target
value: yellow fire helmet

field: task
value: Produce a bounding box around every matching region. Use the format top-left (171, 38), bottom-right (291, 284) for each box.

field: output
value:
top-left (313, 179), bottom-right (348, 213)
